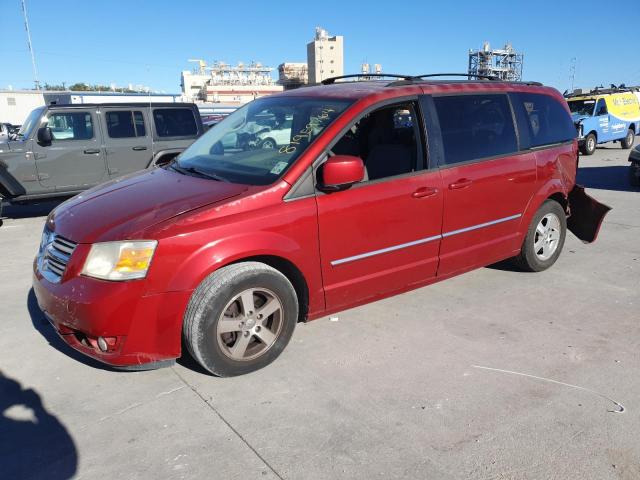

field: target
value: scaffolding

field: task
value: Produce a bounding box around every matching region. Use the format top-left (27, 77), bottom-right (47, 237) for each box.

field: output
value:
top-left (468, 42), bottom-right (523, 81)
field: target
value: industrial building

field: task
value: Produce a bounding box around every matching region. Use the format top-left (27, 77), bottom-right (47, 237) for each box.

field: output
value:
top-left (0, 90), bottom-right (181, 125)
top-left (468, 42), bottom-right (523, 81)
top-left (180, 60), bottom-right (283, 104)
top-left (307, 27), bottom-right (344, 84)
top-left (278, 63), bottom-right (309, 90)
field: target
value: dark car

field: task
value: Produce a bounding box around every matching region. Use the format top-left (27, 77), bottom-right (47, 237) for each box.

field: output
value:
top-left (629, 143), bottom-right (640, 186)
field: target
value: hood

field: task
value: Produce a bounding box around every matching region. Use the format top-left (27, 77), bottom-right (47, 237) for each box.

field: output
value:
top-left (571, 113), bottom-right (590, 124)
top-left (48, 168), bottom-right (248, 243)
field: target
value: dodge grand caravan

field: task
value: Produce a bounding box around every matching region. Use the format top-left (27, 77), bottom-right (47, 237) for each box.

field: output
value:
top-left (33, 74), bottom-right (610, 376)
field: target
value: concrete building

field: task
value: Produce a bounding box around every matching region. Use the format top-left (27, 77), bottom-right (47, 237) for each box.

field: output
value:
top-left (307, 27), bottom-right (344, 84)
top-left (181, 61), bottom-right (283, 105)
top-left (0, 90), bottom-right (181, 125)
top-left (278, 63), bottom-right (308, 90)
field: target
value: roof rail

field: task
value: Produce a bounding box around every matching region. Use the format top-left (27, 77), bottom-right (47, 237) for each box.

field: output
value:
top-left (411, 73), bottom-right (499, 81)
top-left (321, 73), bottom-right (413, 85)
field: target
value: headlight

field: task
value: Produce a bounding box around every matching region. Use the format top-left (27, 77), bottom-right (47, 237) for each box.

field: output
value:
top-left (81, 240), bottom-right (158, 281)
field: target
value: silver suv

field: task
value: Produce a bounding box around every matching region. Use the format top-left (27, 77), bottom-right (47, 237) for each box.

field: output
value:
top-left (0, 103), bottom-right (203, 204)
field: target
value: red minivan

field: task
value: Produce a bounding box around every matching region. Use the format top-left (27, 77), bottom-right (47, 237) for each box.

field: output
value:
top-left (33, 75), bottom-right (610, 376)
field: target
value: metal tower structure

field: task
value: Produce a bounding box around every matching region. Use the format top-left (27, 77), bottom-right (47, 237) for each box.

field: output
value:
top-left (468, 42), bottom-right (523, 81)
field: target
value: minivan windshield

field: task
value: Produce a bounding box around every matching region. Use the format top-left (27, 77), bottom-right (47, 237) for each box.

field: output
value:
top-left (567, 99), bottom-right (595, 116)
top-left (17, 106), bottom-right (46, 139)
top-left (173, 96), bottom-right (352, 185)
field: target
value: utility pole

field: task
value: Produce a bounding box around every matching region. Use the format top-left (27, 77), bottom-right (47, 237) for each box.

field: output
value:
top-left (21, 0), bottom-right (40, 90)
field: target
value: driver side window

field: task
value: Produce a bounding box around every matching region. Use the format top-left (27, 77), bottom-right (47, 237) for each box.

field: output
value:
top-left (595, 99), bottom-right (608, 116)
top-left (331, 101), bottom-right (424, 182)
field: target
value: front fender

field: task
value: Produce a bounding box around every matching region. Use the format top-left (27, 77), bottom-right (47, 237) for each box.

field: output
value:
top-left (154, 231), bottom-right (320, 303)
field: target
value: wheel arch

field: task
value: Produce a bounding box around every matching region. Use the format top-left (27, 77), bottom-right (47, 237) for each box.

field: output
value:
top-left (155, 231), bottom-right (320, 321)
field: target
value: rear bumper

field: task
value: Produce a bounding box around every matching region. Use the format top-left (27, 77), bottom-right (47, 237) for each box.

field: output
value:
top-left (567, 185), bottom-right (611, 243)
top-left (32, 260), bottom-right (192, 367)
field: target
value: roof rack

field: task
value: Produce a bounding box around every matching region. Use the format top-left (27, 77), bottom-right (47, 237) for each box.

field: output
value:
top-left (321, 73), bottom-right (413, 85)
top-left (564, 84), bottom-right (635, 98)
top-left (321, 72), bottom-right (542, 87)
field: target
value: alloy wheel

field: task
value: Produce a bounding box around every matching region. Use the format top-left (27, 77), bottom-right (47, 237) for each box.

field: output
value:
top-left (534, 213), bottom-right (561, 261)
top-left (216, 288), bottom-right (284, 361)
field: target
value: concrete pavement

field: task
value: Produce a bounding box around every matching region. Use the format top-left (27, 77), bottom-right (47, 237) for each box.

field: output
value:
top-left (1, 140), bottom-right (638, 479)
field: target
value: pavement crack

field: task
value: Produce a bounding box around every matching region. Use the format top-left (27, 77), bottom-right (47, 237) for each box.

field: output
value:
top-left (171, 367), bottom-right (284, 480)
top-left (472, 365), bottom-right (625, 413)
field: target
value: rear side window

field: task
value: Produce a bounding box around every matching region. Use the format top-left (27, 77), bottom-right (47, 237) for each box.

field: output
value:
top-left (433, 94), bottom-right (517, 165)
top-left (153, 108), bottom-right (197, 137)
top-left (46, 112), bottom-right (94, 140)
top-left (511, 93), bottom-right (576, 148)
top-left (106, 111), bottom-right (146, 138)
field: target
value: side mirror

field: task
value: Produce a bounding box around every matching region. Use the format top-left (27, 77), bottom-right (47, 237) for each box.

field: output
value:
top-left (319, 155), bottom-right (364, 192)
top-left (37, 127), bottom-right (53, 146)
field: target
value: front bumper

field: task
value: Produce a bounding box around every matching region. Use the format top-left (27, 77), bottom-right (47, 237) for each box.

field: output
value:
top-left (32, 259), bottom-right (192, 367)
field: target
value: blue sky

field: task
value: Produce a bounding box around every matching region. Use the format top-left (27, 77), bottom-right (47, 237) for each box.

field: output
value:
top-left (1, 0), bottom-right (638, 93)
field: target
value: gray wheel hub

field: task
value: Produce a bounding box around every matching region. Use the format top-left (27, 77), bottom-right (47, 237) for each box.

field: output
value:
top-left (216, 288), bottom-right (283, 361)
top-left (534, 213), bottom-right (561, 261)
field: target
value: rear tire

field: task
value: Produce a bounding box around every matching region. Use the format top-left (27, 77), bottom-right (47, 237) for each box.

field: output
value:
top-left (183, 262), bottom-right (298, 376)
top-left (580, 133), bottom-right (597, 155)
top-left (511, 200), bottom-right (567, 272)
top-left (621, 129), bottom-right (635, 149)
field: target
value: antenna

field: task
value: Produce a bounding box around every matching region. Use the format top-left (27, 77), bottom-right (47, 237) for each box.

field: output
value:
top-left (569, 57), bottom-right (576, 92)
top-left (20, 0), bottom-right (40, 90)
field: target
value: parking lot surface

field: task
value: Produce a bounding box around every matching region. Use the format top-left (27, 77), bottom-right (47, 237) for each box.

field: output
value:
top-left (1, 141), bottom-right (639, 480)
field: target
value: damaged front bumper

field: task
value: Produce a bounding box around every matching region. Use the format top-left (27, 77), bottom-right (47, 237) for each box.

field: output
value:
top-left (567, 185), bottom-right (611, 243)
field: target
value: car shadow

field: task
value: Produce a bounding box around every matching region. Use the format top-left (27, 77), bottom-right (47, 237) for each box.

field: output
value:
top-left (1, 198), bottom-right (69, 220)
top-left (0, 370), bottom-right (78, 479)
top-left (27, 289), bottom-right (116, 372)
top-left (577, 165), bottom-right (638, 192)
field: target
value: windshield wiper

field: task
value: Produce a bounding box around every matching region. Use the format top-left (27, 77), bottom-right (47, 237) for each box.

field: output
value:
top-left (170, 163), bottom-right (228, 182)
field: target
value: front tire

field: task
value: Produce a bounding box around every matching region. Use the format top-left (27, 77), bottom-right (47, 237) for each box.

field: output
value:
top-left (183, 262), bottom-right (298, 376)
top-left (580, 133), bottom-right (597, 155)
top-left (621, 129), bottom-right (635, 149)
top-left (512, 200), bottom-right (567, 272)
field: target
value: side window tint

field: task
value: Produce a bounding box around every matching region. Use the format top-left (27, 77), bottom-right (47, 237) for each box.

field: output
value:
top-left (106, 111), bottom-right (146, 138)
top-left (513, 93), bottom-right (576, 148)
top-left (330, 102), bottom-right (422, 181)
top-left (46, 112), bottom-right (93, 141)
top-left (153, 108), bottom-right (197, 137)
top-left (595, 99), bottom-right (608, 116)
top-left (433, 95), bottom-right (517, 165)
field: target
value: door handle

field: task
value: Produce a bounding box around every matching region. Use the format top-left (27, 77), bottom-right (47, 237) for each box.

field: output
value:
top-left (412, 187), bottom-right (438, 198)
top-left (83, 149), bottom-right (100, 155)
top-left (132, 146), bottom-right (148, 151)
top-left (448, 178), bottom-right (473, 190)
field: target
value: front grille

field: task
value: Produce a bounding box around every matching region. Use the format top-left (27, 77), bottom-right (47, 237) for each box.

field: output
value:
top-left (39, 229), bottom-right (78, 283)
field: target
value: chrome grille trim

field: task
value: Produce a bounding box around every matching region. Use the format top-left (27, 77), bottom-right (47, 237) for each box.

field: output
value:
top-left (38, 229), bottom-right (78, 283)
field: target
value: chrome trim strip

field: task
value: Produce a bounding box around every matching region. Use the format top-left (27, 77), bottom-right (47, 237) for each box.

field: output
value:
top-left (330, 234), bottom-right (441, 266)
top-left (330, 214), bottom-right (522, 266)
top-left (441, 214), bottom-right (522, 238)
